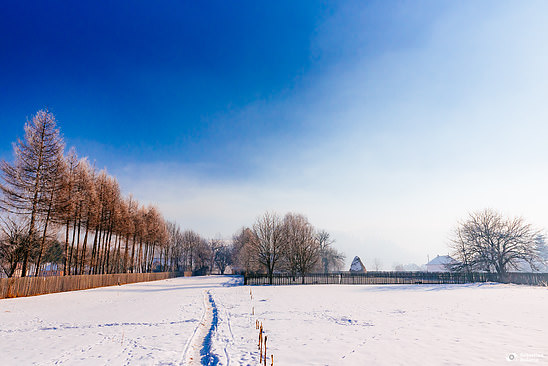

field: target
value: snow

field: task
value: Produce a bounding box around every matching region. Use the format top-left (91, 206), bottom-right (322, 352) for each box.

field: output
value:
top-left (214, 282), bottom-right (548, 365)
top-left (1, 276), bottom-right (548, 365)
top-left (0, 276), bottom-right (230, 365)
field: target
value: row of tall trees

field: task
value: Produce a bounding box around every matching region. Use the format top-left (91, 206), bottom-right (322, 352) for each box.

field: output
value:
top-left (0, 110), bottom-right (171, 277)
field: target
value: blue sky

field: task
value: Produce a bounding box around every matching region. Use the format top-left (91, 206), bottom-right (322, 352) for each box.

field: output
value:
top-left (1, 1), bottom-right (334, 175)
top-left (2, 1), bottom-right (548, 268)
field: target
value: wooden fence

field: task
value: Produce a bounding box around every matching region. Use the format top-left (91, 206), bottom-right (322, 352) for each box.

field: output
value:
top-left (0, 272), bottom-right (180, 299)
top-left (244, 271), bottom-right (548, 286)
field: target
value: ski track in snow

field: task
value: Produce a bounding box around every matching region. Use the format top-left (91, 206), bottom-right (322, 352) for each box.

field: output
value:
top-left (200, 292), bottom-right (220, 366)
top-left (182, 290), bottom-right (209, 366)
top-left (182, 290), bottom-right (223, 366)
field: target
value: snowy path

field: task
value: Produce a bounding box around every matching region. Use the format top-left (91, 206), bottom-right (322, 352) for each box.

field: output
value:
top-left (182, 290), bottom-right (221, 366)
top-left (200, 292), bottom-right (220, 366)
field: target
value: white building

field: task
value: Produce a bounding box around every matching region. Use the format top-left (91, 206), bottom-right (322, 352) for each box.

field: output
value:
top-left (426, 255), bottom-right (458, 272)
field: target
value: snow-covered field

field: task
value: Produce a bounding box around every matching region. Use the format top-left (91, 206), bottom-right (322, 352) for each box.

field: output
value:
top-left (1, 276), bottom-right (547, 365)
top-left (0, 276), bottom-right (233, 365)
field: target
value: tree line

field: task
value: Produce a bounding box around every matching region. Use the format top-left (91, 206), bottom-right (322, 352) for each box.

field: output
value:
top-left (0, 110), bottom-right (345, 278)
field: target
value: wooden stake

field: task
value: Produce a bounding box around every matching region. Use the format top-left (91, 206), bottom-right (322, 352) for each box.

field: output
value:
top-left (259, 325), bottom-right (263, 353)
top-left (264, 336), bottom-right (268, 366)
top-left (259, 329), bottom-right (263, 363)
top-left (271, 354), bottom-right (274, 366)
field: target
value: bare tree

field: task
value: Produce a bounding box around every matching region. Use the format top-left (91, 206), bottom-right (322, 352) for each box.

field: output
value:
top-left (72, 158), bottom-right (97, 275)
top-left (231, 227), bottom-right (259, 274)
top-left (181, 230), bottom-right (203, 272)
top-left (209, 237), bottom-right (231, 274)
top-left (281, 214), bottom-right (300, 279)
top-left (127, 203), bottom-right (143, 273)
top-left (251, 212), bottom-right (285, 284)
top-left (0, 110), bottom-right (65, 277)
top-left (322, 246), bottom-right (346, 272)
top-left (214, 244), bottom-right (231, 274)
top-left (193, 237), bottom-right (212, 275)
top-left (315, 230), bottom-right (345, 273)
top-left (166, 221), bottom-right (183, 272)
top-left (0, 217), bottom-right (29, 277)
top-left (142, 205), bottom-right (164, 273)
top-left (33, 151), bottom-right (67, 276)
top-left (316, 230), bottom-right (334, 274)
top-left (58, 149), bottom-right (78, 275)
top-left (450, 209), bottom-right (546, 276)
top-left (208, 237), bottom-right (222, 274)
top-left (373, 258), bottom-right (382, 271)
top-left (282, 213), bottom-right (320, 283)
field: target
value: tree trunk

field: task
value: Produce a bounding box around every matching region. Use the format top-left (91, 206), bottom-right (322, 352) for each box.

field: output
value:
top-left (79, 221), bottom-right (90, 275)
top-left (63, 219), bottom-right (71, 276)
top-left (73, 217), bottom-right (82, 275)
top-left (137, 239), bottom-right (143, 273)
top-left (115, 234), bottom-right (121, 273)
top-left (123, 233), bottom-right (130, 273)
top-left (34, 188), bottom-right (54, 277)
top-left (23, 126), bottom-right (47, 277)
top-left (106, 228), bottom-right (113, 273)
top-left (89, 225), bottom-right (100, 274)
top-left (68, 214), bottom-right (78, 275)
top-left (149, 244), bottom-right (156, 272)
top-left (130, 233), bottom-right (137, 273)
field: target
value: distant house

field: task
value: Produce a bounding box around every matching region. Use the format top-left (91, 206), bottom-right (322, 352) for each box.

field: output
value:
top-left (349, 256), bottom-right (366, 273)
top-left (426, 255), bottom-right (459, 272)
top-left (40, 263), bottom-right (63, 277)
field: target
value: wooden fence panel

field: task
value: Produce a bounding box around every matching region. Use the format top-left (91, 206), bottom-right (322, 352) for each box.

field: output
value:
top-left (0, 272), bottom-right (179, 299)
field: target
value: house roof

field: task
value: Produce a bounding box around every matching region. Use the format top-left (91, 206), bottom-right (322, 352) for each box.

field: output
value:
top-left (426, 255), bottom-right (458, 266)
